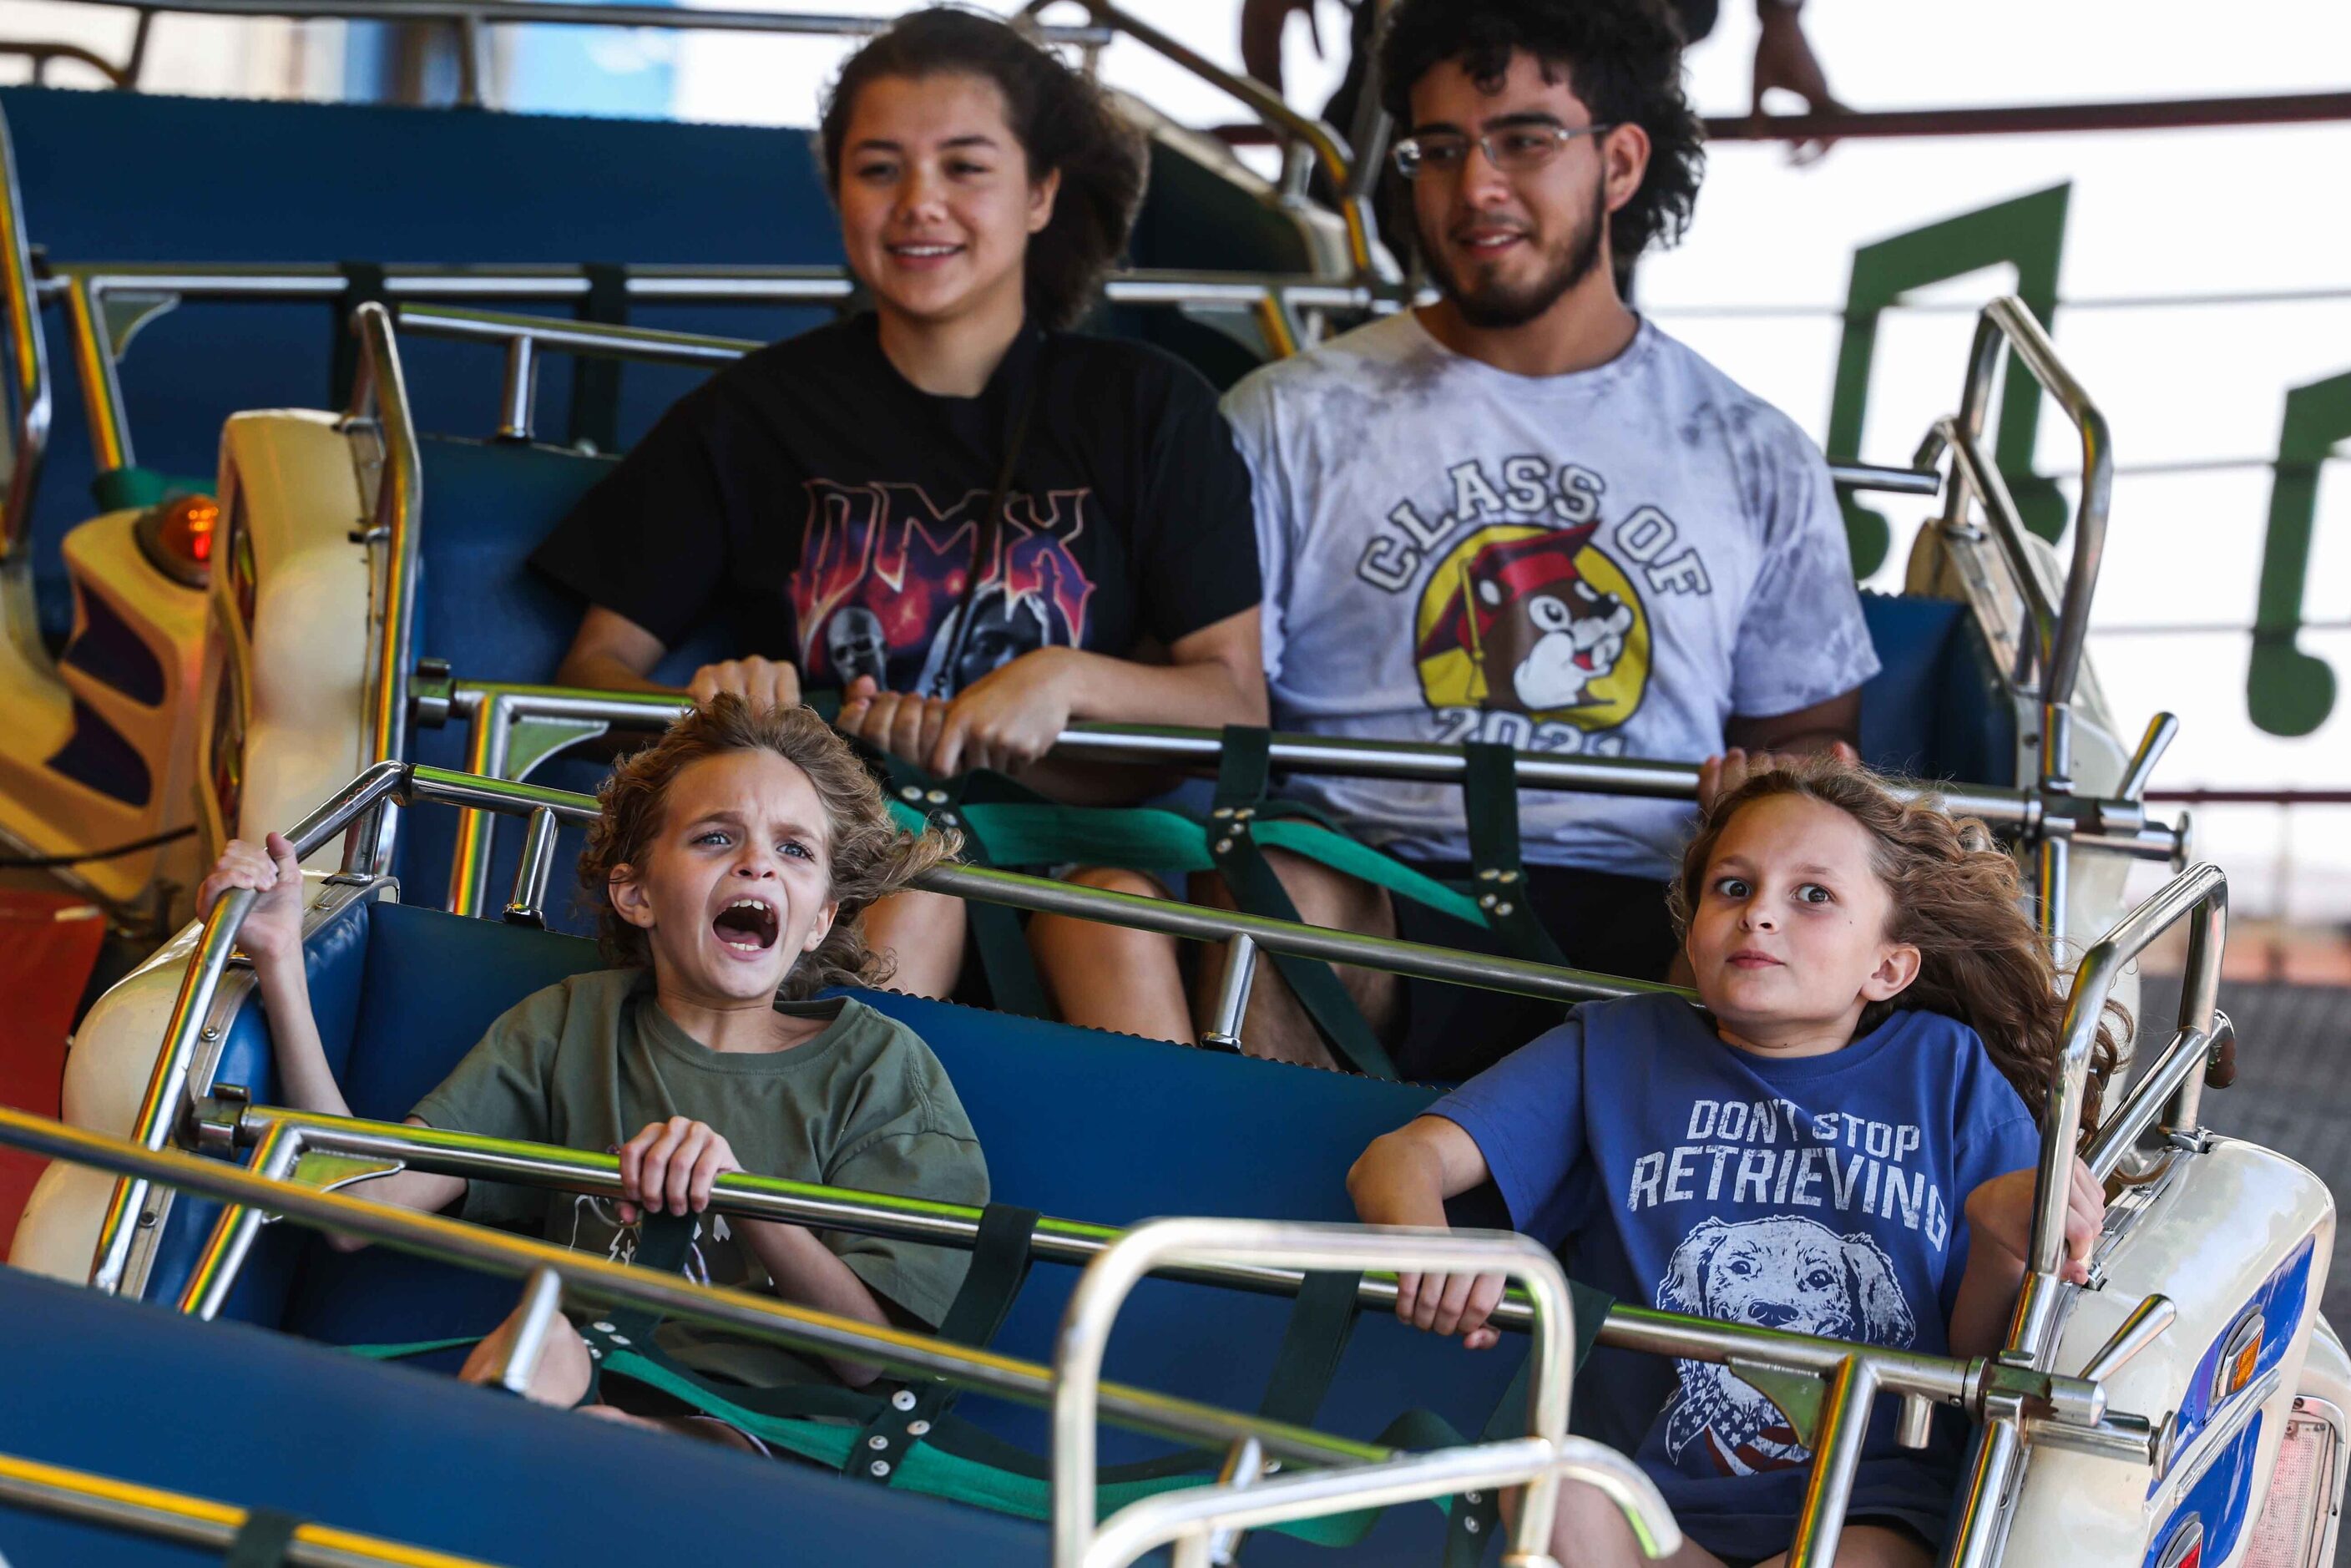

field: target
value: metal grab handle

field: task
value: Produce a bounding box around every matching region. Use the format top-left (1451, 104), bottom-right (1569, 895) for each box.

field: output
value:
top-left (2119, 712), bottom-right (2178, 801)
top-left (1052, 1218), bottom-right (1635, 1568)
top-left (2077, 1295), bottom-right (2177, 1384)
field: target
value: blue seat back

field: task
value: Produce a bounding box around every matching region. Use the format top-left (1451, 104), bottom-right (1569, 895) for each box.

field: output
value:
top-left (0, 1262), bottom-right (1043, 1568)
top-left (6, 87), bottom-right (1312, 640)
top-left (1857, 592), bottom-right (2015, 786)
top-left (393, 436), bottom-right (726, 914)
top-left (149, 899), bottom-right (1521, 1561)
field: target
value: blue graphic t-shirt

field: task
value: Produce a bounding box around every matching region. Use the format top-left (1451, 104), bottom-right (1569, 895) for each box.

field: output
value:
top-left (1432, 994), bottom-right (2040, 1559)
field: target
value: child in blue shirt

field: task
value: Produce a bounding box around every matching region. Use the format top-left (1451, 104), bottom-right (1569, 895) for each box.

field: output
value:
top-left (1348, 761), bottom-right (2120, 1567)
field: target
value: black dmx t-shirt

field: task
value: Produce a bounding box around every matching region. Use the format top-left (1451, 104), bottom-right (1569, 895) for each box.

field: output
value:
top-left (531, 315), bottom-right (1261, 695)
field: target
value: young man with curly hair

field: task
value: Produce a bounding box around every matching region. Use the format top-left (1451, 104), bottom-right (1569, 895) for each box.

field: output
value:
top-left (1176, 0), bottom-right (1878, 1077)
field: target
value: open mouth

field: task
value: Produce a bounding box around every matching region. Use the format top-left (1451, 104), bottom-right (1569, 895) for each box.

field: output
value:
top-left (887, 241), bottom-right (964, 261)
top-left (712, 898), bottom-right (781, 953)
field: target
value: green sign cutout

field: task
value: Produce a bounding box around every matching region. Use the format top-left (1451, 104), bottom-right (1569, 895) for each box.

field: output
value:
top-left (2249, 371), bottom-right (2351, 737)
top-left (1828, 185), bottom-right (2070, 577)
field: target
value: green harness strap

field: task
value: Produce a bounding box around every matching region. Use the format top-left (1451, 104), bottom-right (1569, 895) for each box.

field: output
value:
top-left (882, 762), bottom-right (1055, 1020)
top-left (1461, 742), bottom-right (1572, 974)
top-left (222, 1506), bottom-right (304, 1568)
top-left (1208, 727), bottom-right (1400, 1080)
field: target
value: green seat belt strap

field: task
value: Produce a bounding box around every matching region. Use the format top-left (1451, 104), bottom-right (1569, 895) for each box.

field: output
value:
top-left (568, 261), bottom-right (629, 455)
top-left (223, 1506), bottom-right (305, 1568)
top-left (848, 1203), bottom-right (1041, 1485)
top-left (884, 761), bottom-right (1054, 1020)
top-left (1209, 727), bottom-right (1399, 1080)
top-left (1463, 742), bottom-right (1572, 972)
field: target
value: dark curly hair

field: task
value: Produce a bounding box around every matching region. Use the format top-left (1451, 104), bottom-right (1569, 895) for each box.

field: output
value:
top-left (818, 7), bottom-right (1148, 332)
top-left (1376, 0), bottom-right (1706, 283)
top-left (578, 696), bottom-right (958, 1000)
top-left (1668, 759), bottom-right (2125, 1134)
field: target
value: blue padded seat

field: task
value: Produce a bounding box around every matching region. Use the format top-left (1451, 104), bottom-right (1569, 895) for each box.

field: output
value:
top-left (394, 437), bottom-right (729, 918)
top-left (0, 1262), bottom-right (1042, 1568)
top-left (147, 898), bottom-right (1526, 1565)
top-left (1856, 592), bottom-right (2015, 787)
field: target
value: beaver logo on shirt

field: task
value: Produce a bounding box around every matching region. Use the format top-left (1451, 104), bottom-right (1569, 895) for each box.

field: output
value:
top-left (1414, 524), bottom-right (1651, 727)
top-left (1656, 1216), bottom-right (1915, 1475)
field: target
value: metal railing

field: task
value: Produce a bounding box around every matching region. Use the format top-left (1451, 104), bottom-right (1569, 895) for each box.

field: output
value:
top-left (14, 0), bottom-right (1113, 111)
top-left (0, 1447), bottom-right (503, 1568)
top-left (1944, 861), bottom-right (2229, 1568)
top-left (40, 261), bottom-right (1383, 478)
top-left (16, 1100), bottom-right (1691, 1565)
top-left (1919, 296), bottom-right (2120, 944)
top-left (1022, 0), bottom-right (1377, 278)
top-left (411, 676), bottom-right (2192, 927)
top-left (0, 109), bottom-right (47, 595)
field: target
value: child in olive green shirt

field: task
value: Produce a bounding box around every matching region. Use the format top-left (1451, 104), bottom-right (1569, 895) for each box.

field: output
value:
top-left (199, 696), bottom-right (984, 1430)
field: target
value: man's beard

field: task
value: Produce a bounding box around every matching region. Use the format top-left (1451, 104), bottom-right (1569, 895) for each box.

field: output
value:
top-left (1419, 182), bottom-right (1609, 330)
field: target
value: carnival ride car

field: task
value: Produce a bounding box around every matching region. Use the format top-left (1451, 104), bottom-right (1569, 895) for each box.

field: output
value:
top-left (0, 6), bottom-right (2333, 1563)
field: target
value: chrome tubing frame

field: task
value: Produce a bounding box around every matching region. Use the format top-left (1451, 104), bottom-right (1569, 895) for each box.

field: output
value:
top-left (24, 1104), bottom-right (1410, 1474)
top-left (0, 107), bottom-right (48, 595)
top-left (174, 1101), bottom-right (2143, 1568)
top-left (43, 265), bottom-right (1383, 478)
top-left (418, 679), bottom-right (2187, 919)
top-left (0, 1448), bottom-right (503, 1568)
top-left (346, 303), bottom-right (422, 874)
top-left (1927, 296), bottom-right (2116, 944)
top-left (86, 755), bottom-right (1671, 1291)
top-left (1944, 862), bottom-right (2227, 1568)
top-left (1054, 1218), bottom-right (1662, 1567)
top-left (1024, 0), bottom-right (1377, 279)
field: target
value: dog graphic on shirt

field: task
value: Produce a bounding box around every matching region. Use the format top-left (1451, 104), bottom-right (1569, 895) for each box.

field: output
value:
top-left (1416, 526), bottom-right (1635, 715)
top-left (1656, 1216), bottom-right (1916, 1474)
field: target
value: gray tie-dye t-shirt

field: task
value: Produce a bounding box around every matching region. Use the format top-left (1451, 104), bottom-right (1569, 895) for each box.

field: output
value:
top-left (1222, 311), bottom-right (1878, 882)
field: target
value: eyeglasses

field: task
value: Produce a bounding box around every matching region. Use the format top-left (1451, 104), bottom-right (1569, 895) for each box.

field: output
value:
top-left (1390, 124), bottom-right (1617, 180)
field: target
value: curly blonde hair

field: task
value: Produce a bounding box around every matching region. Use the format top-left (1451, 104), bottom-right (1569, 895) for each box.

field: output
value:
top-left (1667, 759), bottom-right (2122, 1132)
top-left (577, 696), bottom-right (958, 999)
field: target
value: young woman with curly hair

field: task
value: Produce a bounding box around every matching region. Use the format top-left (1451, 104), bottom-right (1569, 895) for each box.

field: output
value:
top-left (197, 696), bottom-right (985, 1425)
top-left (533, 8), bottom-right (1269, 1022)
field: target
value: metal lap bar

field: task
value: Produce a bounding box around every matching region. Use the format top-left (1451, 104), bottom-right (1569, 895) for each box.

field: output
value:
top-left (30, 1105), bottom-right (1395, 1474)
top-left (416, 680), bottom-right (2188, 920)
top-left (43, 266), bottom-right (1384, 469)
top-left (175, 1103), bottom-right (2151, 1488)
top-left (1055, 1218), bottom-right (1672, 1568)
top-left (0, 1448), bottom-right (503, 1567)
top-left (1944, 862), bottom-right (2227, 1568)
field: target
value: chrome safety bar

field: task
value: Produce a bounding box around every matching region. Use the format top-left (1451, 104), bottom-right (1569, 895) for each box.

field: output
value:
top-left (1054, 1219), bottom-right (1668, 1568)
top-left (412, 676), bottom-right (2189, 921)
top-left (1944, 861), bottom-right (2227, 1568)
top-left (85, 756), bottom-right (1671, 1293)
top-left (25, 1103), bottom-right (1405, 1474)
top-left (1026, 0), bottom-right (1377, 278)
top-left (0, 1447), bottom-right (505, 1568)
top-left (1921, 296), bottom-right (2116, 945)
top-left (0, 109), bottom-right (47, 589)
top-left (42, 264), bottom-right (1383, 475)
top-left (175, 1098), bottom-right (2146, 1566)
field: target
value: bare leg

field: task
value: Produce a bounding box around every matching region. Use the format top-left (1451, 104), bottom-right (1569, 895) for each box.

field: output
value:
top-left (1750, 1527), bottom-right (1934, 1568)
top-left (863, 888), bottom-right (967, 997)
top-left (1028, 867), bottom-right (1193, 1041)
top-left (458, 1298), bottom-right (594, 1408)
top-left (1189, 848), bottom-right (1400, 1070)
top-left (459, 1301), bottom-right (764, 1454)
top-left (1504, 1479), bottom-right (1728, 1568)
